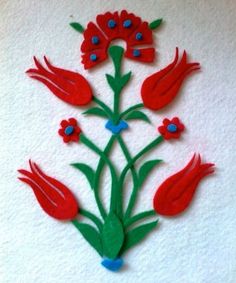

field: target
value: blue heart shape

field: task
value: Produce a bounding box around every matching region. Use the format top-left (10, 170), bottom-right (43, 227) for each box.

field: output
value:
top-left (105, 120), bottom-right (128, 134)
top-left (101, 258), bottom-right (124, 272)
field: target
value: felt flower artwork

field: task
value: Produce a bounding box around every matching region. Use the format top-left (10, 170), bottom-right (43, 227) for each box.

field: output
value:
top-left (18, 10), bottom-right (215, 272)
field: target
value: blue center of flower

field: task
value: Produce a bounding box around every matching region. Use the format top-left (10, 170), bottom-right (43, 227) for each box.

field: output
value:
top-left (90, 54), bottom-right (97, 61)
top-left (123, 19), bottom-right (132, 28)
top-left (167, 124), bottom-right (177, 133)
top-left (64, 126), bottom-right (74, 136)
top-left (108, 19), bottom-right (116, 28)
top-left (136, 32), bottom-right (143, 40)
top-left (91, 36), bottom-right (99, 45)
top-left (133, 49), bottom-right (141, 57)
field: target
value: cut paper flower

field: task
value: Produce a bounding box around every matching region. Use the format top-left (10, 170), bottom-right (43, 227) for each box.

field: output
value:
top-left (20, 9), bottom-right (215, 273)
top-left (26, 56), bottom-right (93, 106)
top-left (153, 154), bottom-right (215, 216)
top-left (141, 48), bottom-right (200, 110)
top-left (158, 117), bottom-right (185, 140)
top-left (81, 10), bottom-right (155, 69)
top-left (58, 118), bottom-right (81, 143)
top-left (18, 160), bottom-right (79, 220)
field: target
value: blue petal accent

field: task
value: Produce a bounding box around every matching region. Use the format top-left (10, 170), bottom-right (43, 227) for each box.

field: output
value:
top-left (105, 120), bottom-right (128, 134)
top-left (101, 258), bottom-right (124, 272)
top-left (91, 36), bottom-right (99, 45)
top-left (90, 54), bottom-right (97, 61)
top-left (133, 49), bottom-right (141, 57)
top-left (167, 123), bottom-right (177, 133)
top-left (123, 19), bottom-right (132, 28)
top-left (136, 32), bottom-right (143, 40)
top-left (64, 126), bottom-right (74, 135)
top-left (108, 19), bottom-right (116, 28)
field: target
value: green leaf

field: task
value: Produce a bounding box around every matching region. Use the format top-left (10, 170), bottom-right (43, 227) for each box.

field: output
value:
top-left (125, 110), bottom-right (151, 123)
top-left (122, 220), bottom-right (158, 252)
top-left (102, 212), bottom-right (124, 259)
top-left (120, 72), bottom-right (132, 86)
top-left (69, 22), bottom-right (84, 33)
top-left (71, 163), bottom-right (95, 189)
top-left (83, 107), bottom-right (108, 118)
top-left (149, 18), bottom-right (163, 30)
top-left (72, 221), bottom-right (103, 256)
top-left (106, 74), bottom-right (116, 90)
top-left (138, 159), bottom-right (162, 188)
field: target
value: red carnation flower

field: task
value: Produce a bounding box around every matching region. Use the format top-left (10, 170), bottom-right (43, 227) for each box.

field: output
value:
top-left (81, 10), bottom-right (155, 69)
top-left (58, 118), bottom-right (81, 143)
top-left (158, 117), bottom-right (184, 140)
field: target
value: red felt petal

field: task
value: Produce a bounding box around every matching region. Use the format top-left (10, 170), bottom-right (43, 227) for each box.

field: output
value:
top-left (125, 47), bottom-right (155, 63)
top-left (96, 11), bottom-right (120, 40)
top-left (60, 120), bottom-right (69, 127)
top-left (127, 22), bottom-right (153, 46)
top-left (68, 118), bottom-right (77, 126)
top-left (81, 22), bottom-right (108, 53)
top-left (119, 10), bottom-right (142, 40)
top-left (82, 49), bottom-right (108, 69)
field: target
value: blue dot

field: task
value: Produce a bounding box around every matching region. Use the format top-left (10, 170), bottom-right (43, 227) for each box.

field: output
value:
top-left (136, 32), bottom-right (143, 40)
top-left (64, 126), bottom-right (74, 136)
top-left (90, 54), bottom-right (97, 61)
top-left (167, 124), bottom-right (177, 133)
top-left (123, 19), bottom-right (132, 28)
top-left (108, 19), bottom-right (116, 28)
top-left (91, 36), bottom-right (99, 45)
top-left (133, 49), bottom-right (141, 57)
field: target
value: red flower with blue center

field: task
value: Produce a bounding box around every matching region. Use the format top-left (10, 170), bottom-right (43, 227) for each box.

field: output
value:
top-left (58, 118), bottom-right (81, 143)
top-left (81, 10), bottom-right (155, 69)
top-left (158, 117), bottom-right (185, 140)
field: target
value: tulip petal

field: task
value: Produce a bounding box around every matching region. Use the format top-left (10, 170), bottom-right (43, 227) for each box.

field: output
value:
top-left (153, 154), bottom-right (215, 216)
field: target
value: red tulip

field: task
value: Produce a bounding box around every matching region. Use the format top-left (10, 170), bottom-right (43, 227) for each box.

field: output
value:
top-left (141, 48), bottom-right (200, 110)
top-left (26, 56), bottom-right (93, 106)
top-left (18, 160), bottom-right (78, 220)
top-left (153, 154), bottom-right (214, 216)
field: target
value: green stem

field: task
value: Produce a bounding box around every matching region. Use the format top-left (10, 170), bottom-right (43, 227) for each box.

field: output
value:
top-left (120, 103), bottom-right (144, 119)
top-left (116, 135), bottom-right (139, 218)
top-left (118, 135), bottom-right (164, 217)
top-left (124, 210), bottom-right (157, 228)
top-left (93, 96), bottom-right (113, 119)
top-left (93, 135), bottom-right (116, 219)
top-left (79, 208), bottom-right (103, 232)
top-left (80, 134), bottom-right (119, 213)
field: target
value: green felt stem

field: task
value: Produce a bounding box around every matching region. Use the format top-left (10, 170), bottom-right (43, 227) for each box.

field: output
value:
top-left (120, 103), bottom-right (144, 119)
top-left (93, 96), bottom-right (113, 119)
top-left (124, 210), bottom-right (157, 228)
top-left (93, 135), bottom-right (116, 220)
top-left (80, 134), bottom-right (119, 214)
top-left (107, 46), bottom-right (132, 125)
top-left (79, 208), bottom-right (103, 233)
top-left (117, 135), bottom-right (164, 217)
top-left (116, 135), bottom-right (139, 219)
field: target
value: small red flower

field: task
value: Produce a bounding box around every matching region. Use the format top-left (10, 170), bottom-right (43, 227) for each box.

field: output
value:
top-left (18, 160), bottom-right (79, 220)
top-left (158, 117), bottom-right (184, 140)
top-left (81, 10), bottom-right (155, 69)
top-left (153, 154), bottom-right (215, 216)
top-left (58, 118), bottom-right (81, 143)
top-left (141, 48), bottom-right (200, 110)
top-left (26, 56), bottom-right (93, 106)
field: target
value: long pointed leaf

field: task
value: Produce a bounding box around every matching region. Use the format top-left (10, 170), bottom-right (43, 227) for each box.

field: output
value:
top-left (71, 163), bottom-right (95, 189)
top-left (72, 221), bottom-right (103, 256)
top-left (125, 110), bottom-right (151, 123)
top-left (138, 159), bottom-right (162, 187)
top-left (122, 220), bottom-right (158, 252)
top-left (83, 107), bottom-right (108, 118)
top-left (102, 212), bottom-right (124, 259)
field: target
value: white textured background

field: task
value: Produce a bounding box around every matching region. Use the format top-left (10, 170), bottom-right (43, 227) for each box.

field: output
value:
top-left (1, 0), bottom-right (236, 282)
